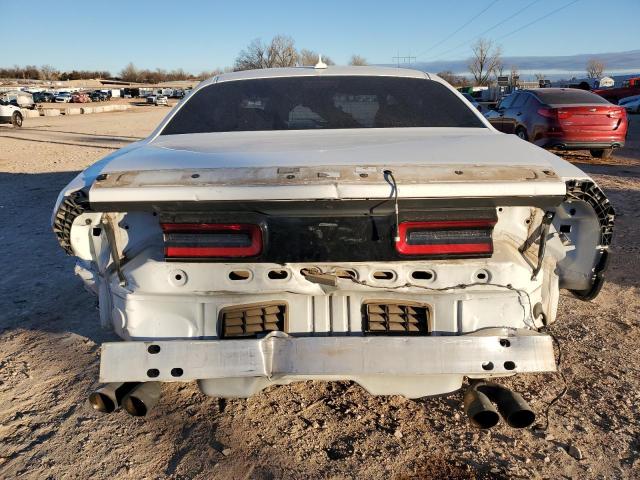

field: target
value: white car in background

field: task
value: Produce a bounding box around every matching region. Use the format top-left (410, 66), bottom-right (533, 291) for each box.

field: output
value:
top-left (1, 90), bottom-right (35, 110)
top-left (54, 92), bottom-right (72, 103)
top-left (146, 94), bottom-right (168, 106)
top-left (0, 98), bottom-right (23, 127)
top-left (53, 67), bottom-right (614, 427)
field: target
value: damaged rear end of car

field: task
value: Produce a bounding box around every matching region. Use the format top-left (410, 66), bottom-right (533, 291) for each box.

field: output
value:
top-left (52, 67), bottom-right (614, 426)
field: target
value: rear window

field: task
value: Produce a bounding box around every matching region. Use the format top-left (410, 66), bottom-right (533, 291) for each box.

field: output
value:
top-left (533, 89), bottom-right (609, 105)
top-left (511, 93), bottom-right (530, 108)
top-left (161, 76), bottom-right (485, 135)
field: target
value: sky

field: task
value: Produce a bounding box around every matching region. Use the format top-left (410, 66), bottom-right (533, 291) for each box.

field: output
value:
top-left (2, 0), bottom-right (639, 75)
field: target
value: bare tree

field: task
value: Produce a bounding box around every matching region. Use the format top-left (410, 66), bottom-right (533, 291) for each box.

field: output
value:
top-left (468, 39), bottom-right (502, 86)
top-left (349, 55), bottom-right (368, 66)
top-left (438, 70), bottom-right (457, 85)
top-left (493, 60), bottom-right (505, 80)
top-left (120, 62), bottom-right (140, 82)
top-left (586, 59), bottom-right (605, 79)
top-left (298, 49), bottom-right (335, 66)
top-left (534, 72), bottom-right (546, 81)
top-left (235, 35), bottom-right (299, 70)
top-left (437, 71), bottom-right (470, 87)
top-left (39, 65), bottom-right (59, 81)
top-left (234, 38), bottom-right (269, 70)
top-left (267, 35), bottom-right (298, 67)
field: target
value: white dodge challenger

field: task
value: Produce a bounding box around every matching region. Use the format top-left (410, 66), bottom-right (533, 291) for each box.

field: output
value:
top-left (53, 66), bottom-right (614, 426)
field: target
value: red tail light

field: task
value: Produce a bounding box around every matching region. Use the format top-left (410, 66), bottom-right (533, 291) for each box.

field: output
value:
top-left (395, 220), bottom-right (496, 256)
top-left (537, 108), bottom-right (555, 118)
top-left (537, 108), bottom-right (571, 120)
top-left (607, 108), bottom-right (624, 118)
top-left (161, 223), bottom-right (262, 258)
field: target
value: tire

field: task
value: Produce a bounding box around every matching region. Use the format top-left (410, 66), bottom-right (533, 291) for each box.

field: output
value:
top-left (590, 149), bottom-right (613, 159)
top-left (11, 112), bottom-right (23, 128)
top-left (515, 127), bottom-right (528, 141)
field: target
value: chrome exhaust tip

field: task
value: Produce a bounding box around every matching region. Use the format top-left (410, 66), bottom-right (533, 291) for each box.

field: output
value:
top-left (122, 382), bottom-right (161, 417)
top-left (89, 382), bottom-right (140, 413)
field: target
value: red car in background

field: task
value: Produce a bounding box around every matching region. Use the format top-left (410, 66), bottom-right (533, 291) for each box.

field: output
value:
top-left (593, 76), bottom-right (640, 104)
top-left (485, 88), bottom-right (627, 158)
top-left (71, 92), bottom-right (91, 103)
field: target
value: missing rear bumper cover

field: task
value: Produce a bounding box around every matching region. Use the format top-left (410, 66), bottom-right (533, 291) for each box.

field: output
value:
top-left (98, 329), bottom-right (556, 383)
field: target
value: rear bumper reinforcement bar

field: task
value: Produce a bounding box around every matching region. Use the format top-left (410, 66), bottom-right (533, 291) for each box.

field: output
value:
top-left (99, 329), bottom-right (556, 382)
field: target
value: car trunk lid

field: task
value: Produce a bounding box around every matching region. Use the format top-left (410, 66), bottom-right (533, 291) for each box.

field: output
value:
top-left (545, 104), bottom-right (625, 132)
top-left (88, 129), bottom-right (568, 205)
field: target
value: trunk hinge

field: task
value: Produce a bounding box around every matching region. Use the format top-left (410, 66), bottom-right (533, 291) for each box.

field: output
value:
top-left (519, 211), bottom-right (555, 281)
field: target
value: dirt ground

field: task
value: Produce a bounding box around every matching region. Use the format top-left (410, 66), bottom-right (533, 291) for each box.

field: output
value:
top-left (0, 108), bottom-right (638, 480)
top-left (34, 97), bottom-right (179, 111)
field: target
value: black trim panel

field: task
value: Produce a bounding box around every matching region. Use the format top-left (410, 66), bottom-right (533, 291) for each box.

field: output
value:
top-left (158, 206), bottom-right (499, 263)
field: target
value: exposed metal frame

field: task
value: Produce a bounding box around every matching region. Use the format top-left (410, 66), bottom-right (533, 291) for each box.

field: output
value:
top-left (99, 330), bottom-right (556, 383)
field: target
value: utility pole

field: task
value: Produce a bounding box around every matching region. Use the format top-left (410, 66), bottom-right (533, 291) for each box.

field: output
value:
top-left (392, 50), bottom-right (416, 68)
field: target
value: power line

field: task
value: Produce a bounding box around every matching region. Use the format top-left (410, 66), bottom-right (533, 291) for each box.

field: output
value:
top-left (415, 0), bottom-right (500, 58)
top-left (497, 0), bottom-right (581, 40)
top-left (423, 0), bottom-right (541, 61)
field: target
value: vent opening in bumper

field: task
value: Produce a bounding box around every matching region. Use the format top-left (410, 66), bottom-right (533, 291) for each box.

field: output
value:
top-left (219, 302), bottom-right (287, 338)
top-left (363, 301), bottom-right (430, 335)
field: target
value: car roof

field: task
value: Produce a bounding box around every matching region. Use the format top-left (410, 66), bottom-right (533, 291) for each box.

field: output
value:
top-left (521, 87), bottom-right (602, 97)
top-left (209, 66), bottom-right (431, 85)
top-left (522, 87), bottom-right (608, 103)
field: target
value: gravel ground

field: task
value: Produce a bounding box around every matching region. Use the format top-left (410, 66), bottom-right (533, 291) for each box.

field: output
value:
top-left (0, 109), bottom-right (638, 479)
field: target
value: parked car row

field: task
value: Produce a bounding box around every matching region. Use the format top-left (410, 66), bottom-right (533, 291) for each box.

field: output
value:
top-left (484, 88), bottom-right (628, 159)
top-left (31, 90), bottom-right (112, 103)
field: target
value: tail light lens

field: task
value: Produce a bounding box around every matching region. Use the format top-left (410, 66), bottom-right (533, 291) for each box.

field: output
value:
top-left (537, 108), bottom-right (555, 118)
top-left (395, 220), bottom-right (496, 256)
top-left (161, 223), bottom-right (262, 258)
top-left (537, 108), bottom-right (571, 120)
top-left (607, 108), bottom-right (624, 118)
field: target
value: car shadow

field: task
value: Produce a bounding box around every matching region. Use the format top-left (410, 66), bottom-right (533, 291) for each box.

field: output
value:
top-left (19, 127), bottom-right (143, 140)
top-left (0, 171), bottom-right (113, 345)
top-left (569, 162), bottom-right (640, 179)
top-left (0, 134), bottom-right (122, 150)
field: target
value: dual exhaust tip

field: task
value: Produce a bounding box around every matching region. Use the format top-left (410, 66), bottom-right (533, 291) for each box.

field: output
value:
top-left (90, 380), bottom-right (532, 425)
top-left (463, 381), bottom-right (535, 429)
top-left (89, 382), bottom-right (160, 417)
